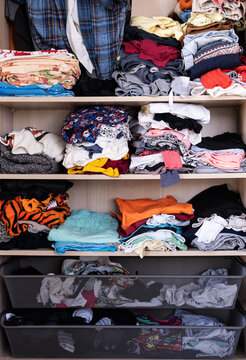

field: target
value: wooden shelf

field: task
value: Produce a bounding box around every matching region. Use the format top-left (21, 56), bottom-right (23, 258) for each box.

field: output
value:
top-left (0, 173), bottom-right (246, 180)
top-left (0, 248), bottom-right (245, 257)
top-left (0, 95), bottom-right (245, 110)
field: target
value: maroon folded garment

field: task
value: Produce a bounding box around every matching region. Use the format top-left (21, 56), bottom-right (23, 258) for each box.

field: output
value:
top-left (123, 39), bottom-right (180, 68)
top-left (105, 158), bottom-right (130, 174)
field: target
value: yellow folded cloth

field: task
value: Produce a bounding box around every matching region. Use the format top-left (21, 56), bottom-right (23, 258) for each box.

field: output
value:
top-left (130, 16), bottom-right (184, 40)
top-left (67, 158), bottom-right (119, 177)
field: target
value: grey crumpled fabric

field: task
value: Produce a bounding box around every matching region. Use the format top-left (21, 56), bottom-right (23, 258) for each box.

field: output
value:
top-left (0, 143), bottom-right (60, 174)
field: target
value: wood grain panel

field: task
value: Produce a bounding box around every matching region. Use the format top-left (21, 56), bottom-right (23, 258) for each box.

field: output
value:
top-left (132, 0), bottom-right (176, 17)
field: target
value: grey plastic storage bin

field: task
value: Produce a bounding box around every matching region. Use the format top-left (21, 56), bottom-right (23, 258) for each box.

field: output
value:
top-left (1, 256), bottom-right (245, 309)
top-left (1, 307), bottom-right (245, 359)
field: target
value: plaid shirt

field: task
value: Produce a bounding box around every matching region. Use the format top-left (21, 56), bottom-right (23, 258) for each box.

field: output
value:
top-left (77, 0), bottom-right (129, 80)
top-left (22, 0), bottom-right (72, 51)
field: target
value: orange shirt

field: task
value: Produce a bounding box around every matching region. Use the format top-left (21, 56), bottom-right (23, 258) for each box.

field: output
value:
top-left (116, 195), bottom-right (194, 231)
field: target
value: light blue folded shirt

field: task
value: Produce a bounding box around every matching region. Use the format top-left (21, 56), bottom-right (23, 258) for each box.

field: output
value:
top-left (48, 209), bottom-right (119, 244)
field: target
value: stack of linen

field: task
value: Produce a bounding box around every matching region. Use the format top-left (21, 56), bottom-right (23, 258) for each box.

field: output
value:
top-left (184, 184), bottom-right (246, 251)
top-left (0, 180), bottom-right (72, 250)
top-left (112, 19), bottom-right (184, 96)
top-left (183, 132), bottom-right (246, 173)
top-left (0, 127), bottom-right (65, 174)
top-left (48, 209), bottom-right (120, 254)
top-left (62, 106), bottom-right (131, 177)
top-left (0, 49), bottom-right (80, 96)
top-left (115, 196), bottom-right (194, 257)
top-left (129, 102), bottom-right (210, 186)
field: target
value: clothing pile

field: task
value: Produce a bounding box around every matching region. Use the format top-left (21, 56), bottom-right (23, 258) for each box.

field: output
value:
top-left (61, 106), bottom-right (131, 177)
top-left (129, 309), bottom-right (235, 358)
top-left (0, 180), bottom-right (72, 250)
top-left (192, 0), bottom-right (246, 21)
top-left (159, 268), bottom-right (238, 308)
top-left (174, 0), bottom-right (192, 23)
top-left (0, 49), bottom-right (80, 96)
top-left (37, 258), bottom-right (131, 308)
top-left (183, 132), bottom-right (246, 173)
top-left (182, 28), bottom-right (242, 80)
top-left (112, 22), bottom-right (184, 96)
top-left (48, 209), bottom-right (120, 254)
top-left (5, 0), bottom-right (131, 95)
top-left (115, 196), bottom-right (194, 257)
top-left (184, 184), bottom-right (246, 250)
top-left (3, 307), bottom-right (236, 358)
top-left (0, 127), bottom-right (65, 174)
top-left (129, 102), bottom-right (210, 186)
top-left (180, 3), bottom-right (246, 97)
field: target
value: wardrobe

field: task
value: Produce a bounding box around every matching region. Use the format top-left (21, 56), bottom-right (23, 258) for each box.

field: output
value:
top-left (0, 0), bottom-right (245, 359)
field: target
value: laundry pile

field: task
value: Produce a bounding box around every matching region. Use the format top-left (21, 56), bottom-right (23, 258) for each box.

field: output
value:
top-left (37, 258), bottom-right (131, 308)
top-left (129, 103), bottom-right (210, 185)
top-left (129, 309), bottom-right (235, 358)
top-left (0, 127), bottom-right (65, 174)
top-left (4, 0), bottom-right (246, 97)
top-left (0, 180), bottom-right (72, 250)
top-left (184, 184), bottom-right (246, 250)
top-left (183, 132), bottom-right (246, 173)
top-left (0, 49), bottom-right (80, 96)
top-left (61, 106), bottom-right (131, 177)
top-left (174, 0), bottom-right (192, 22)
top-left (115, 196), bottom-right (194, 257)
top-left (3, 308), bottom-right (237, 358)
top-left (5, 0), bottom-right (130, 96)
top-left (180, 4), bottom-right (246, 97)
top-left (192, 0), bottom-right (246, 21)
top-left (48, 209), bottom-right (120, 253)
top-left (159, 268), bottom-right (238, 308)
top-left (112, 21), bottom-right (184, 96)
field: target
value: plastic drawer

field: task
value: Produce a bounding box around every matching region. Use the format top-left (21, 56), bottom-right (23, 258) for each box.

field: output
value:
top-left (1, 256), bottom-right (245, 309)
top-left (2, 307), bottom-right (245, 359)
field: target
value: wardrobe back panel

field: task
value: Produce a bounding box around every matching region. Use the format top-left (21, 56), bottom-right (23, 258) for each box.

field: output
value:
top-left (12, 106), bottom-right (238, 136)
top-left (0, 0), bottom-right (9, 49)
top-left (132, 0), bottom-right (176, 17)
top-left (67, 179), bottom-right (238, 212)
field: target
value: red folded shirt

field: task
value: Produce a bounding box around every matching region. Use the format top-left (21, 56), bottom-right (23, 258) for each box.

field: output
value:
top-left (123, 40), bottom-right (180, 68)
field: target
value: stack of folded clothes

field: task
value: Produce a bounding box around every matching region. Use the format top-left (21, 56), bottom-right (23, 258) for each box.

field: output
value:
top-left (192, 0), bottom-right (246, 21)
top-left (182, 28), bottom-right (242, 80)
top-left (112, 22), bottom-right (184, 96)
top-left (62, 106), bottom-right (131, 177)
top-left (0, 180), bottom-right (72, 250)
top-left (0, 49), bottom-right (80, 96)
top-left (183, 132), bottom-right (246, 173)
top-left (48, 209), bottom-right (120, 254)
top-left (129, 102), bottom-right (210, 186)
top-left (115, 196), bottom-right (194, 257)
top-left (0, 127), bottom-right (65, 174)
top-left (184, 184), bottom-right (246, 251)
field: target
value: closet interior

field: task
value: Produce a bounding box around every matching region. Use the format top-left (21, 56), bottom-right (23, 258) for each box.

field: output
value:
top-left (0, 0), bottom-right (245, 359)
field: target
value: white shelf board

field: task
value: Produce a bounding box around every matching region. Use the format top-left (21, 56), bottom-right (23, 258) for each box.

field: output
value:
top-left (0, 248), bottom-right (245, 257)
top-left (0, 173), bottom-right (246, 180)
top-left (0, 95), bottom-right (245, 110)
